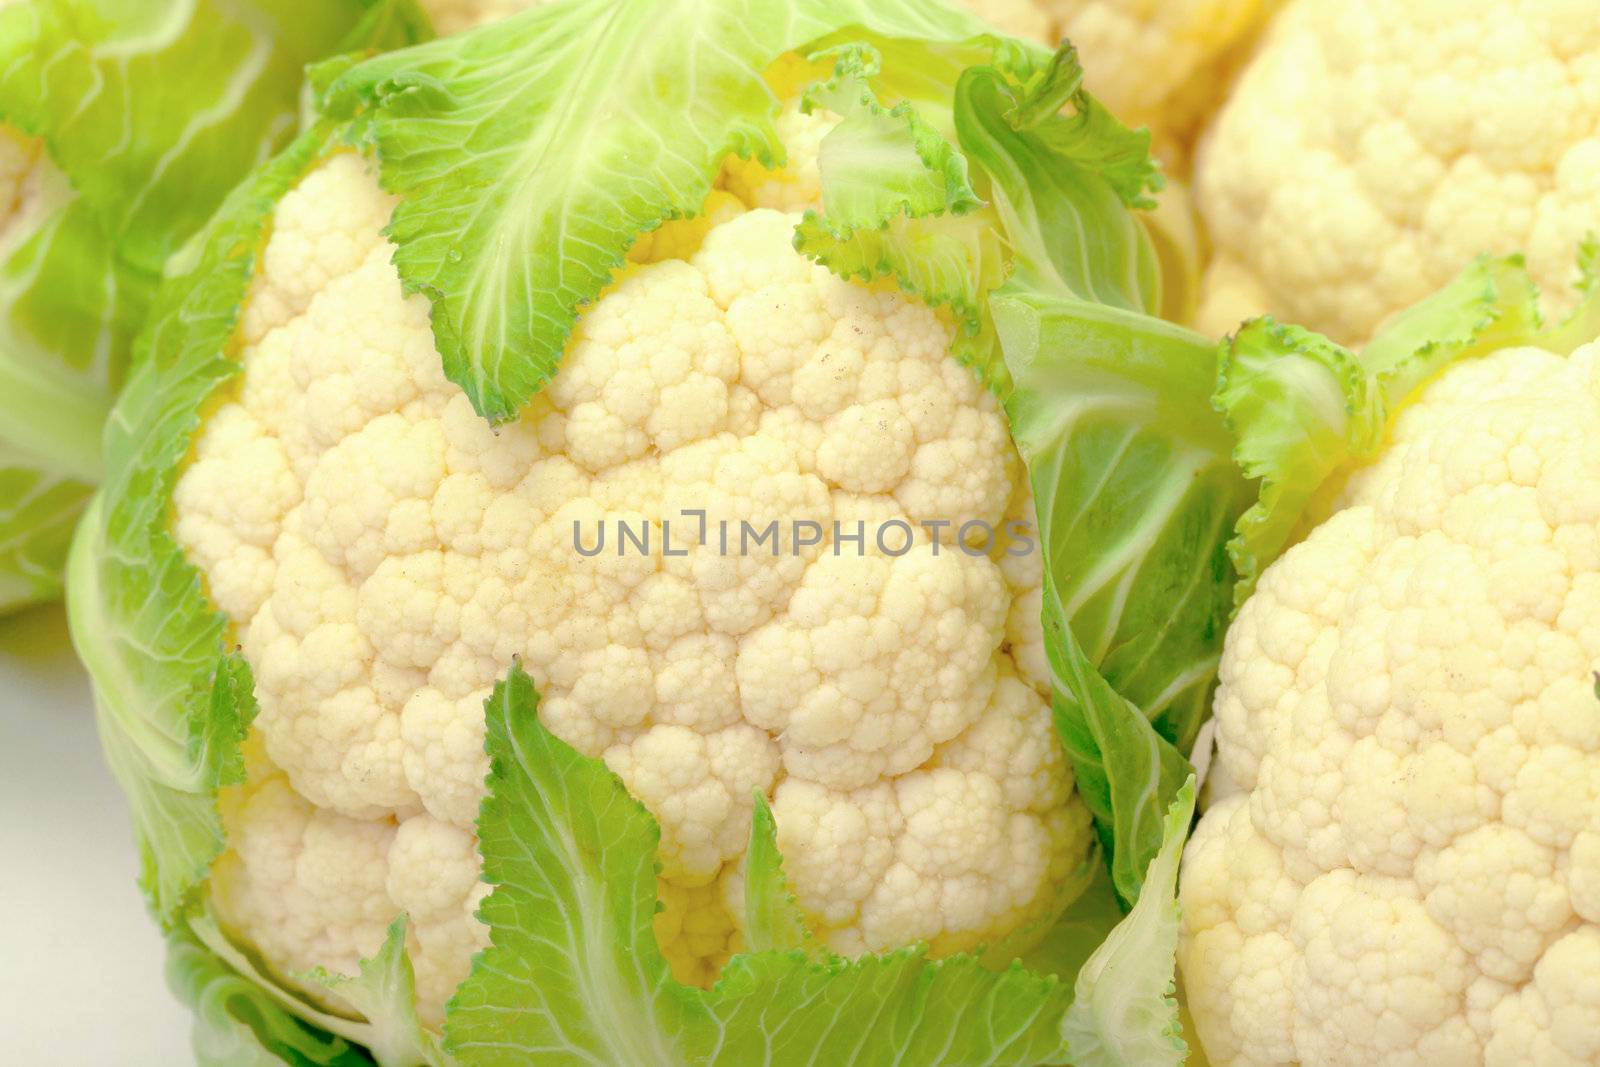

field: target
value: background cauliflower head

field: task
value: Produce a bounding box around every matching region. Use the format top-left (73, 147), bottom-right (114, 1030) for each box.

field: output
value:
top-left (1195, 0), bottom-right (1600, 345)
top-left (1181, 338), bottom-right (1600, 1066)
top-left (175, 105), bottom-right (1092, 1022)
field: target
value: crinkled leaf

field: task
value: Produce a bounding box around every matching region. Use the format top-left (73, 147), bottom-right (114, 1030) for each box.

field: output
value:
top-left (66, 126), bottom-right (342, 923)
top-left (1358, 254), bottom-right (1541, 396)
top-left (792, 33), bottom-right (1004, 374)
top-left (993, 291), bottom-right (1241, 901)
top-left (795, 207), bottom-right (1005, 375)
top-left (1061, 778), bottom-right (1194, 1067)
top-left (1213, 319), bottom-right (1375, 608)
top-left (1539, 237), bottom-right (1600, 357)
top-left (321, 0), bottom-right (995, 423)
top-left (344, 0), bottom-right (435, 54)
top-left (1215, 253), bottom-right (1590, 606)
top-left (798, 40), bottom-right (1161, 390)
top-left (801, 43), bottom-right (980, 232)
top-left (443, 665), bottom-right (1074, 1066)
top-left (953, 47), bottom-right (1161, 317)
top-left (740, 793), bottom-right (816, 957)
top-left (310, 0), bottom-right (437, 112)
top-left (989, 43), bottom-right (1160, 212)
top-left (302, 918), bottom-right (449, 1067)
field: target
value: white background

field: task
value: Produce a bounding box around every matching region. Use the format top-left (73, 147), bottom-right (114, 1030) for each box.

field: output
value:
top-left (1, 605), bottom-right (193, 1065)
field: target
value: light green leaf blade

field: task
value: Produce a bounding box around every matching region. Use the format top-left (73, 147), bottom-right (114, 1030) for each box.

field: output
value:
top-left (1357, 254), bottom-right (1542, 396)
top-left (797, 40), bottom-right (1162, 391)
top-left (801, 42), bottom-right (980, 232)
top-left (740, 793), bottom-right (816, 957)
top-left (993, 291), bottom-right (1240, 901)
top-left (321, 0), bottom-right (994, 422)
top-left (793, 35), bottom-right (1002, 381)
top-left (188, 906), bottom-right (450, 1067)
top-left (302, 918), bottom-right (450, 1067)
top-left (445, 665), bottom-right (1076, 1067)
top-left (1542, 236), bottom-right (1600, 355)
top-left (6, 0), bottom-right (381, 278)
top-left (1062, 778), bottom-right (1194, 1067)
top-left (443, 664), bottom-right (701, 1066)
top-left (0, 461), bottom-right (90, 609)
top-left (694, 950), bottom-right (1072, 1067)
top-left (1215, 253), bottom-right (1576, 607)
top-left (0, 184), bottom-right (127, 611)
top-left (788, 36), bottom-right (998, 364)
top-left (1041, 562), bottom-right (1193, 908)
top-left (0, 0), bottom-right (411, 614)
top-left (66, 126), bottom-right (342, 922)
top-left (953, 47), bottom-right (1162, 319)
top-left (71, 493), bottom-right (256, 920)
top-left (796, 207), bottom-right (1004, 377)
top-left (169, 917), bottom-right (371, 1067)
top-left (308, 0), bottom-right (438, 114)
top-left (1212, 318), bottom-right (1375, 610)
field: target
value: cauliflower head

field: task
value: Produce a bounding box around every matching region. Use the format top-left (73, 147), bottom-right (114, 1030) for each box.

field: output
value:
top-left (176, 112), bottom-right (1092, 1021)
top-left (1182, 338), bottom-right (1600, 1066)
top-left (72, 9), bottom-right (1219, 1058)
top-left (1194, 0), bottom-right (1600, 345)
top-left (957, 0), bottom-right (1282, 162)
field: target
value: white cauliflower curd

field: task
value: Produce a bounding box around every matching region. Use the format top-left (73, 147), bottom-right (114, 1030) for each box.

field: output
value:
top-left (1194, 0), bottom-right (1600, 345)
top-left (1181, 340), bottom-right (1600, 1065)
top-left (174, 108), bottom-right (1092, 1022)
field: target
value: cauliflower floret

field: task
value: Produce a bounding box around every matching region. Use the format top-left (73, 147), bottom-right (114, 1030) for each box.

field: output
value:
top-left (721, 105), bottom-right (836, 213)
top-left (213, 773), bottom-right (488, 1028)
top-left (1194, 0), bottom-right (1600, 345)
top-left (772, 665), bottom-right (1089, 958)
top-left (955, 0), bottom-right (1282, 160)
top-left (183, 110), bottom-right (1090, 1022)
top-left (737, 548), bottom-right (1008, 789)
top-left (1181, 341), bottom-right (1600, 1066)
